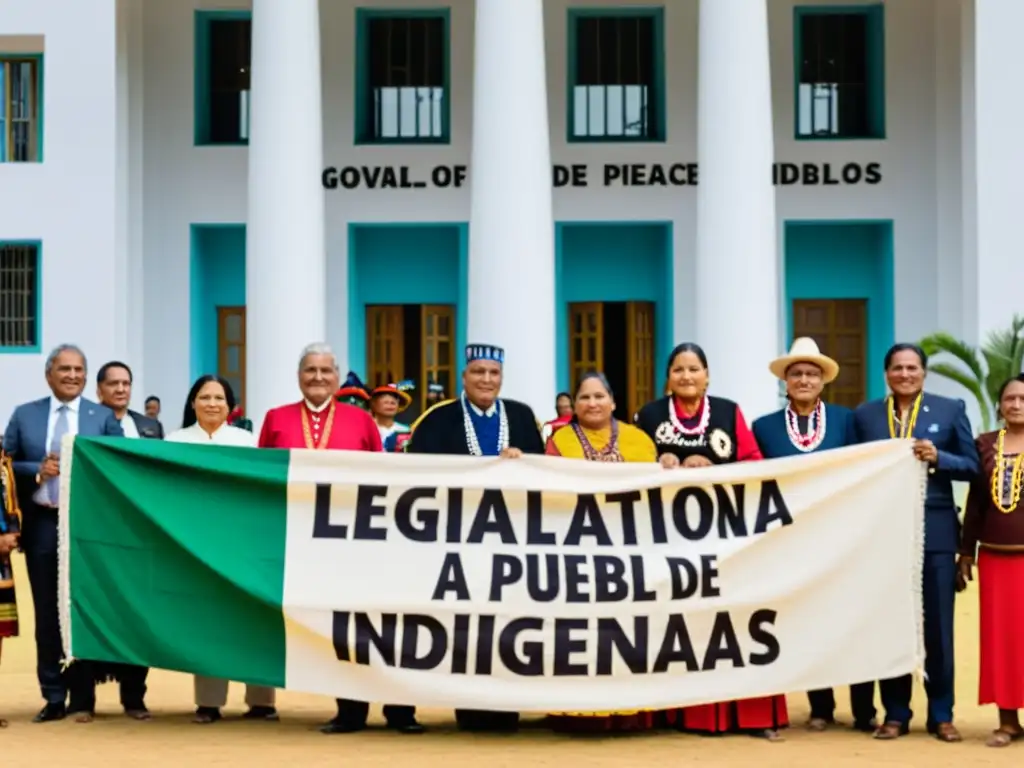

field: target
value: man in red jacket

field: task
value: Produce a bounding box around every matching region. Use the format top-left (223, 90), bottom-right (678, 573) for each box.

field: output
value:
top-left (259, 342), bottom-right (423, 735)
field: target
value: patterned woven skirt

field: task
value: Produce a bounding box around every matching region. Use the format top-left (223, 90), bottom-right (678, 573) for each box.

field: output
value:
top-left (0, 555), bottom-right (19, 638)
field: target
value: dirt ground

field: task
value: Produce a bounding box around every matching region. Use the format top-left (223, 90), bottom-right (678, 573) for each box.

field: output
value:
top-left (0, 554), bottom-right (1019, 766)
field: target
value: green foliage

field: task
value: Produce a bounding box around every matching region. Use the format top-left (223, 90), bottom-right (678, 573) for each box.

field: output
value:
top-left (919, 316), bottom-right (1024, 433)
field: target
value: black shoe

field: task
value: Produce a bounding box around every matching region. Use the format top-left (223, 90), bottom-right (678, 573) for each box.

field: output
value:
top-left (33, 703), bottom-right (66, 723)
top-left (320, 716), bottom-right (366, 734)
top-left (193, 706), bottom-right (222, 724)
top-left (853, 718), bottom-right (878, 733)
top-left (242, 706), bottom-right (279, 721)
top-left (388, 718), bottom-right (426, 734)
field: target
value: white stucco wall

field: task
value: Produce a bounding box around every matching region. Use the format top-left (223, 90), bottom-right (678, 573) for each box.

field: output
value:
top-left (0, 0), bottom-right (121, 420)
top-left (1, 0), bottom-right (1004, 425)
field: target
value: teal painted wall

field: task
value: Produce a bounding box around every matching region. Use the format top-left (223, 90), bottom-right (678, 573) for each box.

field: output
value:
top-left (347, 223), bottom-right (468, 378)
top-left (784, 220), bottom-right (894, 400)
top-left (189, 224), bottom-right (246, 380)
top-left (554, 222), bottom-right (674, 392)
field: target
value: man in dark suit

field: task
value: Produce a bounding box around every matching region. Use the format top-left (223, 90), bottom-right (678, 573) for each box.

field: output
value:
top-left (853, 343), bottom-right (980, 743)
top-left (96, 361), bottom-right (164, 440)
top-left (2, 344), bottom-right (123, 723)
top-left (60, 360), bottom-right (161, 720)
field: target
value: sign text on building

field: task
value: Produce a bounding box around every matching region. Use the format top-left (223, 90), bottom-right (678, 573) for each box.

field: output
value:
top-left (321, 162), bottom-right (882, 191)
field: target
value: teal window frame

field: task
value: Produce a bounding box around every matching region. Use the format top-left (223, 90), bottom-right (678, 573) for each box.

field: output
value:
top-left (793, 4), bottom-right (886, 141)
top-left (0, 53), bottom-right (45, 162)
top-left (566, 7), bottom-right (666, 144)
top-left (354, 8), bottom-right (452, 146)
top-left (194, 9), bottom-right (252, 146)
top-left (0, 239), bottom-right (42, 354)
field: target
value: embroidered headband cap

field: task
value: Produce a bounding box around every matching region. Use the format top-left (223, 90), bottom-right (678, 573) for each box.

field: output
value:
top-left (465, 344), bottom-right (505, 365)
top-left (769, 337), bottom-right (840, 384)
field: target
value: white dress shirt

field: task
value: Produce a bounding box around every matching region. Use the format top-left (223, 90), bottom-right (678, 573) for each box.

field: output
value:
top-left (166, 422), bottom-right (257, 446)
top-left (46, 395), bottom-right (81, 448)
top-left (120, 413), bottom-right (140, 438)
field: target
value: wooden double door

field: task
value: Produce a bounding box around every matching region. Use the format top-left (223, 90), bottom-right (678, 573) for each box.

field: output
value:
top-left (366, 304), bottom-right (455, 413)
top-left (217, 306), bottom-right (246, 409)
top-left (791, 298), bottom-right (868, 408)
top-left (568, 301), bottom-right (655, 421)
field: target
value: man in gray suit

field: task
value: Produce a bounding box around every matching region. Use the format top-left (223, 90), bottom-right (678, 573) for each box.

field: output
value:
top-left (2, 344), bottom-right (123, 723)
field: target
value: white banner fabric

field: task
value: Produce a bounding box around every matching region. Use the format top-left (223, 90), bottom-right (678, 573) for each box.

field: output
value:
top-left (282, 440), bottom-right (925, 712)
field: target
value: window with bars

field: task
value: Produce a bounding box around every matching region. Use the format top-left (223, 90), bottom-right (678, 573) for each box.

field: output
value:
top-left (195, 12), bottom-right (252, 145)
top-left (568, 10), bottom-right (664, 142)
top-left (356, 11), bottom-right (450, 144)
top-left (0, 56), bottom-right (43, 162)
top-left (0, 242), bottom-right (40, 351)
top-left (795, 6), bottom-right (885, 140)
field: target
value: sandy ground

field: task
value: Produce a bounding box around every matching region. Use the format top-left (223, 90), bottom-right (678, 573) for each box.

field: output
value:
top-left (0, 553), bottom-right (1019, 767)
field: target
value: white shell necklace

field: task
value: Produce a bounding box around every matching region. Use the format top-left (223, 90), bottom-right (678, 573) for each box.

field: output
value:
top-left (461, 392), bottom-right (509, 456)
top-left (785, 400), bottom-right (827, 452)
top-left (669, 396), bottom-right (711, 437)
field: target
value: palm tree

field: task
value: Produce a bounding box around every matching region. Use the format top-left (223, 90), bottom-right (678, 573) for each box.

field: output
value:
top-left (919, 315), bottom-right (1024, 432)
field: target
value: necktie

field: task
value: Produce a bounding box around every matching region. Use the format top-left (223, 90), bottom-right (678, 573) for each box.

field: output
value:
top-left (37, 405), bottom-right (68, 506)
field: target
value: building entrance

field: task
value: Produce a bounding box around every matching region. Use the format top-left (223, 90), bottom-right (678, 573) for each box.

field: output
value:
top-left (791, 298), bottom-right (867, 408)
top-left (365, 303), bottom-right (456, 419)
top-left (567, 300), bottom-right (655, 421)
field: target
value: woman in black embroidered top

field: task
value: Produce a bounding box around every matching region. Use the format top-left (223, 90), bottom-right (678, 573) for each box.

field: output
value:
top-left (634, 342), bottom-right (787, 740)
top-left (635, 343), bottom-right (763, 467)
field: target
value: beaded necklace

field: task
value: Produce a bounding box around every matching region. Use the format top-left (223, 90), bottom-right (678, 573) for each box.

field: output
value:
top-left (300, 400), bottom-right (336, 450)
top-left (990, 428), bottom-right (1024, 514)
top-left (785, 400), bottom-right (827, 452)
top-left (669, 396), bottom-right (710, 437)
top-left (572, 420), bottom-right (624, 462)
top-left (461, 392), bottom-right (509, 456)
top-left (887, 393), bottom-right (923, 439)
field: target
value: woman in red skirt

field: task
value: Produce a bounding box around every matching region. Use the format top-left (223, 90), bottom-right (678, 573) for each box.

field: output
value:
top-left (958, 373), bottom-right (1024, 748)
top-left (635, 343), bottom-right (788, 740)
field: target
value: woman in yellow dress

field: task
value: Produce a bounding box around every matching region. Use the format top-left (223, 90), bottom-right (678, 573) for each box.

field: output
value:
top-left (544, 372), bottom-right (659, 732)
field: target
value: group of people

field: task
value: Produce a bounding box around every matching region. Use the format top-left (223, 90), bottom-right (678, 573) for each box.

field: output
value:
top-left (0, 336), bottom-right (1021, 748)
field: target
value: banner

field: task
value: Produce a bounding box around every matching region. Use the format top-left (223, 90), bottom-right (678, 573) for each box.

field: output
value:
top-left (60, 437), bottom-right (925, 712)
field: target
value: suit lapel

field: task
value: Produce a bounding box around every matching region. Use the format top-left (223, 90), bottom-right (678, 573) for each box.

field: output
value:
top-left (28, 399), bottom-right (51, 455)
top-left (912, 393), bottom-right (936, 440)
top-left (79, 399), bottom-right (100, 436)
top-left (870, 399), bottom-right (890, 440)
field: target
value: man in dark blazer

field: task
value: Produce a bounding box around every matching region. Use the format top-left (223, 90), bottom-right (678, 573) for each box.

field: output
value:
top-left (61, 360), bottom-right (161, 720)
top-left (853, 343), bottom-right (980, 743)
top-left (2, 344), bottom-right (123, 723)
top-left (96, 361), bottom-right (163, 439)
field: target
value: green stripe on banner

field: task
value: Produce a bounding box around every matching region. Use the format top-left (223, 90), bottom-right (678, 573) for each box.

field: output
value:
top-left (65, 437), bottom-right (290, 688)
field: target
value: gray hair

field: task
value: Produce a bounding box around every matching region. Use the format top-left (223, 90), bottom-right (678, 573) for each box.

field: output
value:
top-left (45, 344), bottom-right (87, 375)
top-left (298, 342), bottom-right (339, 372)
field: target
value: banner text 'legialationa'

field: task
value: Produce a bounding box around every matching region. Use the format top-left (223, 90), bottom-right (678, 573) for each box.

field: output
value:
top-left (311, 481), bottom-right (793, 546)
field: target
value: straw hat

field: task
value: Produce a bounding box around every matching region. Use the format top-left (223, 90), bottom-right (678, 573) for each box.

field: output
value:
top-left (769, 337), bottom-right (840, 383)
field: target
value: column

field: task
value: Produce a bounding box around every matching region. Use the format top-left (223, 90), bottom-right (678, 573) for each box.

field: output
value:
top-left (467, 0), bottom-right (555, 412)
top-left (695, 0), bottom-right (779, 420)
top-left (246, 0), bottom-right (326, 427)
top-left (970, 0), bottom-right (1024, 342)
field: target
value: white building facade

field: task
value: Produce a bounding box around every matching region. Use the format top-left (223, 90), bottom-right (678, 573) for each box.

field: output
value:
top-left (0, 0), bottom-right (1021, 429)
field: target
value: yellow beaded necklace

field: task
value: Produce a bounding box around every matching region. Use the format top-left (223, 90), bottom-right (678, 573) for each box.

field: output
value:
top-left (990, 428), bottom-right (1024, 514)
top-left (886, 393), bottom-right (923, 439)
